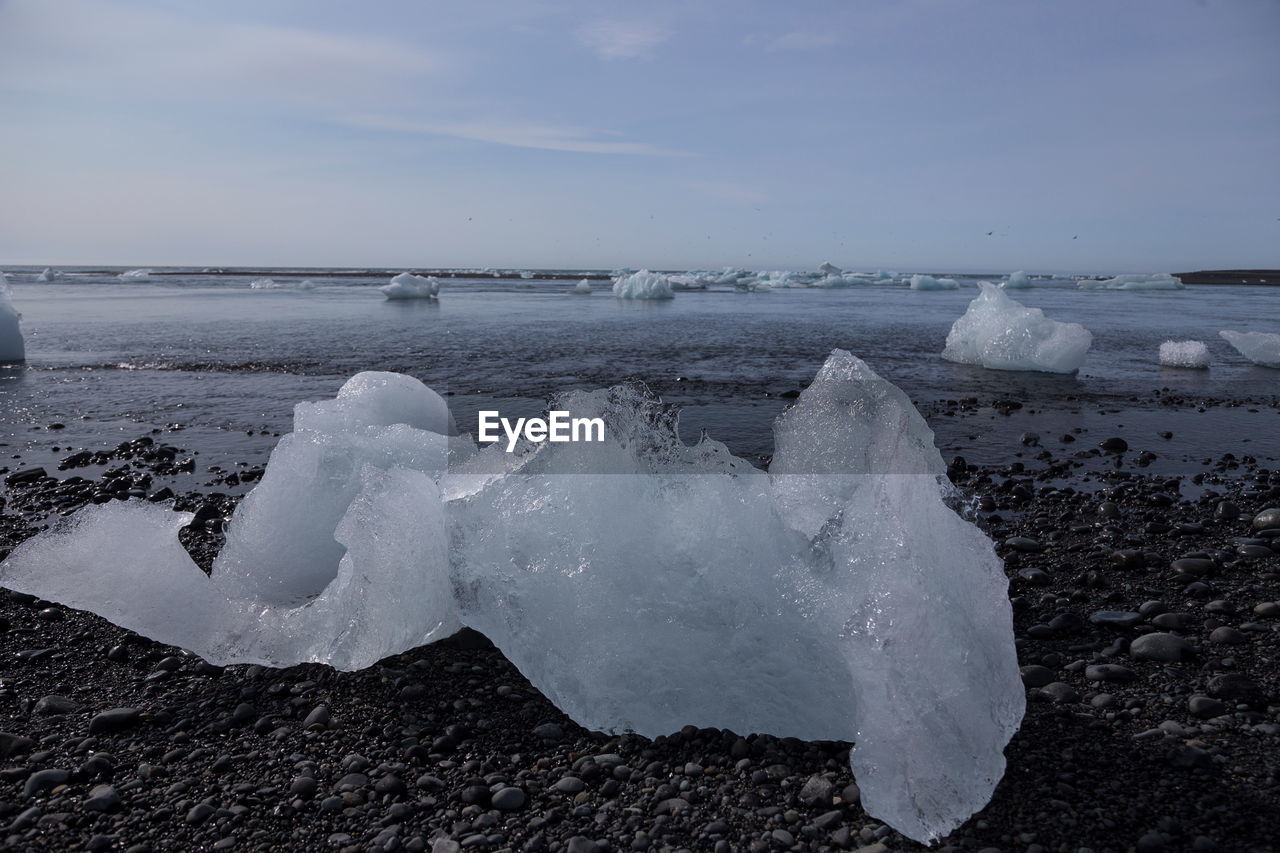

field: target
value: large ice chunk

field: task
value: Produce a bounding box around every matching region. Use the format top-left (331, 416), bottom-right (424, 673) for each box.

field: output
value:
top-left (1078, 273), bottom-right (1183, 290)
top-left (1219, 330), bottom-right (1280, 368)
top-left (381, 272), bottom-right (441, 300)
top-left (1159, 340), bottom-right (1210, 369)
top-left (0, 284), bottom-right (24, 362)
top-left (819, 261), bottom-right (843, 275)
top-left (1002, 270), bottom-right (1032, 289)
top-left (943, 282), bottom-right (1091, 373)
top-left (612, 269), bottom-right (674, 299)
top-left (0, 354), bottom-right (1023, 844)
top-left (910, 274), bottom-right (960, 290)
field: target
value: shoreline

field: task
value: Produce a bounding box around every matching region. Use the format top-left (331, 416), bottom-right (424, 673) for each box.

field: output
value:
top-left (0, 409), bottom-right (1277, 852)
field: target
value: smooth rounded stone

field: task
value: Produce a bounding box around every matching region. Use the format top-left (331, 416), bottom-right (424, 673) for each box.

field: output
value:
top-left (1208, 626), bottom-right (1246, 644)
top-left (770, 829), bottom-right (795, 847)
top-left (83, 785), bottom-right (122, 813)
top-left (24, 767), bottom-right (70, 797)
top-left (1130, 633), bottom-right (1194, 663)
top-left (1207, 674), bottom-right (1263, 702)
top-left (531, 723), bottom-right (563, 741)
top-left (1005, 536), bottom-right (1044, 553)
top-left (1171, 558), bottom-right (1214, 577)
top-left (88, 708), bottom-right (140, 736)
top-left (553, 776), bottom-right (586, 794)
top-left (1214, 501), bottom-right (1240, 521)
top-left (289, 776), bottom-right (318, 799)
top-left (1098, 501), bottom-right (1121, 519)
top-left (1099, 437), bottom-right (1129, 453)
top-left (1085, 664), bottom-right (1136, 682)
top-left (0, 733), bottom-right (36, 760)
top-left (1017, 567), bottom-right (1050, 585)
top-left (335, 772), bottom-right (368, 790)
top-left (1150, 612), bottom-right (1195, 631)
top-left (186, 803), bottom-right (216, 825)
top-left (1254, 602), bottom-right (1280, 618)
top-left (1089, 610), bottom-right (1142, 629)
top-left (1090, 693), bottom-right (1116, 708)
top-left (432, 841), bottom-right (462, 853)
top-left (491, 786), bottom-right (526, 811)
top-left (302, 706), bottom-right (330, 729)
top-left (1019, 665), bottom-right (1055, 688)
top-left (1048, 612), bottom-right (1085, 634)
top-left (1188, 695), bottom-right (1228, 719)
top-left (1252, 507), bottom-right (1280, 531)
top-left (1039, 682), bottom-right (1080, 703)
top-left (1138, 600), bottom-right (1169, 617)
top-left (1237, 544), bottom-right (1274, 559)
top-left (1110, 550), bottom-right (1145, 569)
top-left (1205, 599), bottom-right (1235, 614)
top-left (566, 836), bottom-right (599, 853)
top-left (655, 797), bottom-right (691, 815)
top-left (374, 774), bottom-right (406, 796)
top-left (33, 695), bottom-right (80, 716)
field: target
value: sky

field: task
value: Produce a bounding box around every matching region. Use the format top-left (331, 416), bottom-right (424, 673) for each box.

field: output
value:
top-left (0, 0), bottom-right (1277, 273)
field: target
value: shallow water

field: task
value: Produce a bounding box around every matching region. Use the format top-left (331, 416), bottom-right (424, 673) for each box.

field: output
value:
top-left (2, 268), bottom-right (1277, 480)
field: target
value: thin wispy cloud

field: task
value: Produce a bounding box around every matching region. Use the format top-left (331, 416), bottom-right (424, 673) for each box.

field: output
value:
top-left (575, 20), bottom-right (670, 60)
top-left (768, 31), bottom-right (844, 51)
top-left (345, 114), bottom-right (688, 157)
top-left (0, 0), bottom-right (445, 111)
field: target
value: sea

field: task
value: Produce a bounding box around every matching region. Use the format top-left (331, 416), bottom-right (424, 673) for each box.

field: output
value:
top-left (2, 266), bottom-right (1277, 493)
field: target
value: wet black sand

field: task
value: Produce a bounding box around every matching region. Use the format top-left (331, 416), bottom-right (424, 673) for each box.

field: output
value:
top-left (0, 407), bottom-right (1277, 853)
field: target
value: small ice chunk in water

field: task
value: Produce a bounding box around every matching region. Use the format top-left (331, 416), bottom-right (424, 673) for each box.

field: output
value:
top-left (1002, 270), bottom-right (1032, 289)
top-left (1159, 340), bottom-right (1210, 369)
top-left (36, 267), bottom-right (60, 282)
top-left (1078, 273), bottom-right (1183, 290)
top-left (571, 278), bottom-right (592, 294)
top-left (0, 283), bottom-right (25, 362)
top-left (0, 354), bottom-right (1023, 844)
top-left (819, 261), bottom-right (843, 275)
top-left (1220, 330), bottom-right (1280, 368)
top-left (380, 272), bottom-right (440, 300)
top-left (612, 269), bottom-right (674, 299)
top-left (118, 269), bottom-right (153, 281)
top-left (250, 279), bottom-right (315, 290)
top-left (943, 282), bottom-right (1091, 373)
top-left (910, 274), bottom-right (960, 290)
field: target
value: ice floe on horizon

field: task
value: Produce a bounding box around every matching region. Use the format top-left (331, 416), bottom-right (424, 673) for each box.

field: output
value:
top-left (118, 269), bottom-right (153, 281)
top-left (0, 353), bottom-right (1024, 844)
top-left (1077, 273), bottom-right (1183, 291)
top-left (613, 269), bottom-right (675, 299)
top-left (1001, 270), bottom-right (1033, 289)
top-left (381, 272), bottom-right (440, 300)
top-left (910, 274), bottom-right (961, 291)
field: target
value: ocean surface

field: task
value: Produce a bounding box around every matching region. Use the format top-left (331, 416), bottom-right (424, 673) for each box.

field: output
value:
top-left (2, 266), bottom-right (1277, 490)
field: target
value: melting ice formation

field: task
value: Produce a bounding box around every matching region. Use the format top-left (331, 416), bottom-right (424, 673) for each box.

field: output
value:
top-left (943, 282), bottom-right (1092, 374)
top-left (118, 269), bottom-right (153, 281)
top-left (910, 275), bottom-right (960, 291)
top-left (612, 269), bottom-right (674, 299)
top-left (36, 267), bottom-right (62, 283)
top-left (1077, 273), bottom-right (1183, 291)
top-left (0, 284), bottom-right (25, 362)
top-left (1001, 270), bottom-right (1032, 290)
top-left (250, 279), bottom-right (316, 291)
top-left (381, 273), bottom-right (441, 301)
top-left (1220, 330), bottom-right (1280, 368)
top-left (571, 278), bottom-right (593, 294)
top-left (0, 352), bottom-right (1023, 843)
top-left (1159, 340), bottom-right (1211, 369)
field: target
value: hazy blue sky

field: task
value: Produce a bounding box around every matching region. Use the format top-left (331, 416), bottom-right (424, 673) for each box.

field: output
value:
top-left (1, 0), bottom-right (1276, 272)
